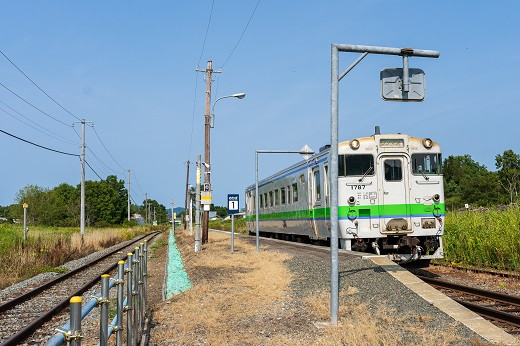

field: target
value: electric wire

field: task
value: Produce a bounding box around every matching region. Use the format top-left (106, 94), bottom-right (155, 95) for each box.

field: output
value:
top-left (188, 0), bottom-right (215, 160)
top-left (0, 104), bottom-right (77, 146)
top-left (220, 0), bottom-right (261, 69)
top-left (0, 50), bottom-right (81, 121)
top-left (84, 159), bottom-right (103, 180)
top-left (132, 171), bottom-right (145, 196)
top-left (91, 126), bottom-right (126, 172)
top-left (86, 147), bottom-right (122, 176)
top-left (0, 128), bottom-right (79, 157)
top-left (0, 81), bottom-right (73, 127)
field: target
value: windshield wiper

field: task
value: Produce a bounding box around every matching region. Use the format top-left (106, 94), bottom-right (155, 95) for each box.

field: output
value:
top-left (420, 170), bottom-right (430, 181)
top-left (358, 166), bottom-right (373, 182)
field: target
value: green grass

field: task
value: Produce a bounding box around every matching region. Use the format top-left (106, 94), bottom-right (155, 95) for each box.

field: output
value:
top-left (442, 206), bottom-right (520, 271)
top-left (209, 218), bottom-right (247, 234)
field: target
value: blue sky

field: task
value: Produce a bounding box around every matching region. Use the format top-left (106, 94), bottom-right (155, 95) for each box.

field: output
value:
top-left (0, 1), bottom-right (519, 208)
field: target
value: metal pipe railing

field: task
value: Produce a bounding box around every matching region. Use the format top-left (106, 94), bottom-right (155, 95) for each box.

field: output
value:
top-left (47, 243), bottom-right (149, 346)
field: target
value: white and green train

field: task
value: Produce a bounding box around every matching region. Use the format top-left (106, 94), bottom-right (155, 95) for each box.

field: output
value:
top-left (245, 129), bottom-right (445, 263)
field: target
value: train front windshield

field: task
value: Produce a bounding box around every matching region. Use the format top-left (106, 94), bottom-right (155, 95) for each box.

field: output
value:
top-left (411, 153), bottom-right (442, 175)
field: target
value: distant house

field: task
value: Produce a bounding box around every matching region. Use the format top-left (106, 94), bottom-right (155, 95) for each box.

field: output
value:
top-left (209, 211), bottom-right (218, 220)
top-left (223, 212), bottom-right (245, 220)
top-left (131, 213), bottom-right (146, 226)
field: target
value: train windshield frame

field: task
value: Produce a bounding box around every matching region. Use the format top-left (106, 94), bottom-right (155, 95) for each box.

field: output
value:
top-left (339, 154), bottom-right (374, 177)
top-left (411, 153), bottom-right (442, 175)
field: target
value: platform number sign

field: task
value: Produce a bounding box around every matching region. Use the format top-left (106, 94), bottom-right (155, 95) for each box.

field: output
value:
top-left (228, 194), bottom-right (239, 215)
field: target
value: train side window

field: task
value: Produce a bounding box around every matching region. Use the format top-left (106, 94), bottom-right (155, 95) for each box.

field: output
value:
top-left (281, 187), bottom-right (286, 205)
top-left (344, 154), bottom-right (374, 176)
top-left (264, 193), bottom-right (268, 208)
top-left (269, 191), bottom-right (273, 207)
top-left (313, 169), bottom-right (321, 201)
top-left (292, 183), bottom-right (298, 203)
top-left (324, 166), bottom-right (329, 197)
top-left (287, 185), bottom-right (291, 204)
top-left (384, 159), bottom-right (402, 181)
top-left (274, 189), bottom-right (279, 206)
top-left (260, 194), bottom-right (264, 209)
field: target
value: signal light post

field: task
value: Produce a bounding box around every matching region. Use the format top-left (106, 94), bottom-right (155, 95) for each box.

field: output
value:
top-left (329, 43), bottom-right (439, 325)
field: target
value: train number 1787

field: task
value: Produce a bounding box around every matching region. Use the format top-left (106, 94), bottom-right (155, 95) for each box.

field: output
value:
top-left (351, 185), bottom-right (365, 190)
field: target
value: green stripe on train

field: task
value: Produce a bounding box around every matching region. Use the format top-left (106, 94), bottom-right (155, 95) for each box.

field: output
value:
top-left (245, 203), bottom-right (445, 221)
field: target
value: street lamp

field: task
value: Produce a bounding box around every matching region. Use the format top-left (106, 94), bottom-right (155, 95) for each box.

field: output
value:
top-left (202, 92), bottom-right (246, 244)
top-left (210, 93), bottom-right (246, 128)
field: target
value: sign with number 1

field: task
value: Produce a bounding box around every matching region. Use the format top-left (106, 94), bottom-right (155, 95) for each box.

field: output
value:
top-left (228, 194), bottom-right (239, 214)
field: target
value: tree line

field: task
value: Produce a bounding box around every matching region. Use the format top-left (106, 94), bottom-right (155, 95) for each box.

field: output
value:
top-left (0, 175), bottom-right (168, 227)
top-left (443, 149), bottom-right (519, 209)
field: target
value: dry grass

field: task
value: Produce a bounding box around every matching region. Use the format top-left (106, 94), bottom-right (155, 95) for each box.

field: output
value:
top-left (153, 232), bottom-right (293, 345)
top-left (0, 225), bottom-right (149, 289)
top-left (152, 232), bottom-right (486, 345)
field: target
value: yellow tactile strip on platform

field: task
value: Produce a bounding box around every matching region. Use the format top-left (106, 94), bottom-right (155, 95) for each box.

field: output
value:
top-left (367, 256), bottom-right (519, 345)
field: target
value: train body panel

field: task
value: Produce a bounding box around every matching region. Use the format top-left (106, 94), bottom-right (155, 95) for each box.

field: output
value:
top-left (245, 132), bottom-right (445, 263)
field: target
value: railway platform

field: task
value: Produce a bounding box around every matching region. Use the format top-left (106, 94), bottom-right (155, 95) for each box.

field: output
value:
top-left (147, 229), bottom-right (518, 345)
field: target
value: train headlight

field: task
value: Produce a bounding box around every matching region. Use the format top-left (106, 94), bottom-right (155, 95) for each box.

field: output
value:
top-left (350, 139), bottom-right (360, 150)
top-left (348, 196), bottom-right (356, 204)
top-left (433, 194), bottom-right (440, 202)
top-left (422, 138), bottom-right (433, 149)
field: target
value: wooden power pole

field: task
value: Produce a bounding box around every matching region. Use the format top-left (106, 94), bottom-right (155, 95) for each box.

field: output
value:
top-left (196, 60), bottom-right (221, 244)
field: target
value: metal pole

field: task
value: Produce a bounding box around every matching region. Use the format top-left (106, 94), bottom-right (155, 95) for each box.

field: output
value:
top-left (145, 193), bottom-right (148, 224)
top-left (127, 169), bottom-right (131, 222)
top-left (125, 253), bottom-right (133, 346)
top-left (231, 214), bottom-right (235, 253)
top-left (189, 192), bottom-right (193, 236)
top-left (171, 199), bottom-right (175, 231)
top-left (132, 247), bottom-right (139, 345)
top-left (195, 155), bottom-right (201, 252)
top-left (116, 260), bottom-right (125, 346)
top-left (80, 119), bottom-right (86, 239)
top-left (100, 274), bottom-right (110, 346)
top-left (143, 240), bottom-right (148, 318)
top-left (69, 296), bottom-right (82, 346)
top-left (139, 242), bottom-right (145, 330)
top-left (330, 44), bottom-right (339, 325)
top-left (184, 161), bottom-right (190, 230)
top-left (255, 150), bottom-right (259, 252)
top-left (23, 205), bottom-right (27, 242)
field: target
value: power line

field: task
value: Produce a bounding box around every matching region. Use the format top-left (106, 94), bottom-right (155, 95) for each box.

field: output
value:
top-left (0, 103), bottom-right (77, 146)
top-left (132, 171), bottom-right (145, 196)
top-left (197, 0), bottom-right (215, 67)
top-left (220, 0), bottom-right (261, 69)
top-left (0, 80), bottom-right (72, 128)
top-left (91, 126), bottom-right (126, 172)
top-left (0, 50), bottom-right (81, 121)
top-left (0, 128), bottom-right (79, 157)
top-left (86, 147), bottom-right (122, 176)
top-left (85, 159), bottom-right (103, 180)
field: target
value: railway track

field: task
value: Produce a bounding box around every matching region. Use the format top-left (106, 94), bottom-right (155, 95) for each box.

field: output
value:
top-left (0, 231), bottom-right (160, 346)
top-left (417, 275), bottom-right (520, 335)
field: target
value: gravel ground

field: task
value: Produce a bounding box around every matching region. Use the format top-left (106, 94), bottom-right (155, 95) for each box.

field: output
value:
top-left (259, 239), bottom-right (486, 344)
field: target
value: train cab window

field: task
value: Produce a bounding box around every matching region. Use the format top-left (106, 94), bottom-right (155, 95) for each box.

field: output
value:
top-left (274, 189), bottom-right (279, 206)
top-left (269, 191), bottom-right (274, 207)
top-left (313, 170), bottom-right (321, 201)
top-left (281, 187), bottom-right (286, 205)
top-left (292, 183), bottom-right (298, 203)
top-left (339, 154), bottom-right (374, 176)
top-left (384, 159), bottom-right (402, 181)
top-left (412, 153), bottom-right (442, 175)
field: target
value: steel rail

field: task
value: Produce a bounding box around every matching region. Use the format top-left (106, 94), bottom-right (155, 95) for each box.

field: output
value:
top-left (0, 232), bottom-right (152, 314)
top-left (0, 232), bottom-right (160, 346)
top-left (416, 275), bottom-right (520, 306)
top-left (453, 298), bottom-right (520, 328)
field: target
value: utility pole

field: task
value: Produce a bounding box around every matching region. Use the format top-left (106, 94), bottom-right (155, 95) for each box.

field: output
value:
top-left (171, 198), bottom-right (175, 231)
top-left (74, 118), bottom-right (92, 239)
top-left (127, 169), bottom-right (131, 222)
top-left (196, 61), bottom-right (221, 244)
top-left (81, 119), bottom-right (86, 239)
top-left (145, 192), bottom-right (148, 223)
top-left (195, 155), bottom-right (201, 252)
top-left (183, 161), bottom-right (190, 230)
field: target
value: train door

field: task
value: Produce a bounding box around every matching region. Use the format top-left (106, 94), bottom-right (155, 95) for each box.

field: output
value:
top-left (311, 166), bottom-right (322, 235)
top-left (378, 156), bottom-right (411, 233)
